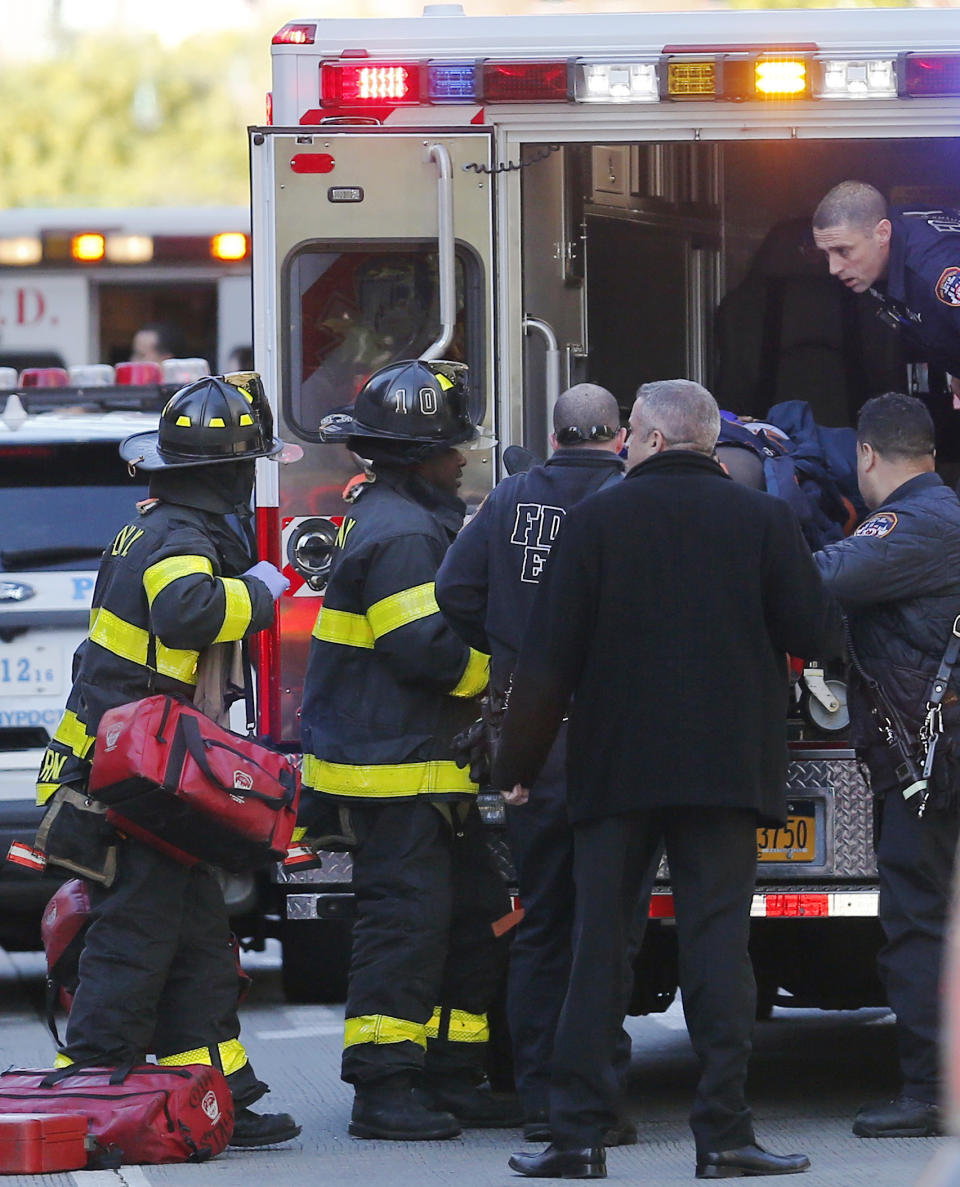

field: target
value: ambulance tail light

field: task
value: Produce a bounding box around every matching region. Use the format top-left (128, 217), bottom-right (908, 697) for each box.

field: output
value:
top-left (814, 58), bottom-right (897, 100)
top-left (574, 62), bottom-right (659, 103)
top-left (321, 62), bottom-right (421, 105)
top-left (481, 61), bottom-right (569, 103)
top-left (901, 54), bottom-right (960, 97)
top-left (273, 23), bottom-right (316, 45)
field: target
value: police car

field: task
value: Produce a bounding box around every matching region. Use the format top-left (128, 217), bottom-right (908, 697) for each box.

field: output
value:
top-left (0, 394), bottom-right (155, 948)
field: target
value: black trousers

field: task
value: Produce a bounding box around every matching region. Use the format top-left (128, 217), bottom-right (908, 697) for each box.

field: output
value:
top-left (506, 726), bottom-right (653, 1119)
top-left (551, 807), bottom-right (758, 1156)
top-left (874, 784), bottom-right (960, 1102)
top-left (64, 838), bottom-right (264, 1107)
top-left (342, 797), bottom-right (510, 1087)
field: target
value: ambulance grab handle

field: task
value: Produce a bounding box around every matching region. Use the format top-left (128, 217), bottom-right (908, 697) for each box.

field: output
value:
top-left (419, 143), bottom-right (456, 362)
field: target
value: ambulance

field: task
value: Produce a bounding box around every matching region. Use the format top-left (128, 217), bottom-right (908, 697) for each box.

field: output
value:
top-left (251, 4), bottom-right (960, 1007)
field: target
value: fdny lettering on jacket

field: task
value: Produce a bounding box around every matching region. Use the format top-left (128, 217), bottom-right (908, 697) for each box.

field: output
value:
top-left (510, 504), bottom-right (566, 583)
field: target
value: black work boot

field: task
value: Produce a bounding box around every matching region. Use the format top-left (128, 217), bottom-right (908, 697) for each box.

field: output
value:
top-left (852, 1094), bottom-right (943, 1138)
top-left (229, 1106), bottom-right (302, 1147)
top-left (350, 1074), bottom-right (462, 1140)
top-left (419, 1069), bottom-right (522, 1129)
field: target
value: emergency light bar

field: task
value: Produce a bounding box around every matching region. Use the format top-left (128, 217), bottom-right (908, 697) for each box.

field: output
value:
top-left (0, 236), bottom-right (42, 266)
top-left (71, 233), bottom-right (105, 263)
top-left (311, 48), bottom-right (960, 112)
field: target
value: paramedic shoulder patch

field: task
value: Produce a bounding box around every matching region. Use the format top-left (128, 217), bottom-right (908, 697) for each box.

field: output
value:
top-left (935, 266), bottom-right (960, 307)
top-left (855, 511), bottom-right (898, 538)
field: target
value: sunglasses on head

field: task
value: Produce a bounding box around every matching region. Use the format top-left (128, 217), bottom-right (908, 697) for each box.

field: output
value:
top-left (556, 423), bottom-right (620, 445)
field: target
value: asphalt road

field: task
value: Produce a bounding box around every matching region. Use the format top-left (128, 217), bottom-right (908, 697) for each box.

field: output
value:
top-left (0, 942), bottom-right (951, 1186)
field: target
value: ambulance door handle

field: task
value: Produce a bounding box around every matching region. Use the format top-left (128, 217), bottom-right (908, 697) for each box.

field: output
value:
top-left (419, 143), bottom-right (456, 362)
top-left (523, 316), bottom-right (561, 457)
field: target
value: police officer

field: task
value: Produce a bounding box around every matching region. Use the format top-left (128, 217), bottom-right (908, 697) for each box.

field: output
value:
top-left (300, 358), bottom-right (516, 1140)
top-left (436, 383), bottom-right (647, 1144)
top-left (36, 374), bottom-right (301, 1147)
top-left (812, 181), bottom-right (960, 403)
top-left (813, 392), bottom-right (960, 1137)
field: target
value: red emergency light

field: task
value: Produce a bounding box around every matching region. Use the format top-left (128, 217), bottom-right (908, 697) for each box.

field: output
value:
top-left (321, 62), bottom-right (422, 105)
top-left (481, 61), bottom-right (570, 102)
top-left (901, 53), bottom-right (960, 97)
top-left (273, 23), bottom-right (316, 46)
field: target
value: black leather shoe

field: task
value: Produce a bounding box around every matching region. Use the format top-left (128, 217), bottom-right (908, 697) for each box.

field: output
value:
top-left (696, 1142), bottom-right (810, 1178)
top-left (852, 1095), bottom-right (942, 1138)
top-left (229, 1107), bottom-right (302, 1147)
top-left (509, 1143), bottom-right (606, 1179)
top-left (350, 1077), bottom-right (461, 1140)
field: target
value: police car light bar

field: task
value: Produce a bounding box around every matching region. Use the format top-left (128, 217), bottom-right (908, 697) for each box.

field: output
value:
top-left (814, 58), bottom-right (897, 100)
top-left (901, 53), bottom-right (960, 97)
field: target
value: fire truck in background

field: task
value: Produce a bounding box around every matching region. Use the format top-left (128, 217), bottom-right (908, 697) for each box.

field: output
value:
top-left (0, 207), bottom-right (252, 376)
top-left (250, 4), bottom-right (960, 1005)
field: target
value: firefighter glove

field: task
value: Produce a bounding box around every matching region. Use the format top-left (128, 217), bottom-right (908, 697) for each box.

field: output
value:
top-left (243, 560), bottom-right (289, 601)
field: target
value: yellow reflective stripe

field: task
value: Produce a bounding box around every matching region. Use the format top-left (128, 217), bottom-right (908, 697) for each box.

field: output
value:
top-left (213, 577), bottom-right (252, 644)
top-left (37, 782), bottom-right (60, 805)
top-left (89, 607), bottom-right (198, 685)
top-left (291, 825), bottom-right (307, 843)
top-left (52, 710), bottom-right (95, 760)
top-left (53, 1053), bottom-right (73, 1068)
top-left (158, 1040), bottom-right (248, 1075)
top-left (425, 1007), bottom-right (442, 1040)
top-left (312, 606), bottom-right (375, 650)
top-left (343, 1015), bottom-right (427, 1050)
top-left (367, 582), bottom-right (439, 640)
top-left (451, 648), bottom-right (489, 698)
top-left (143, 554), bottom-right (214, 608)
top-left (302, 755), bottom-right (477, 798)
top-left (447, 1009), bottom-right (489, 1043)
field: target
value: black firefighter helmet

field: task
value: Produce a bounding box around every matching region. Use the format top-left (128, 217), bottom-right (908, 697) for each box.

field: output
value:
top-left (318, 359), bottom-right (480, 448)
top-left (120, 374), bottom-right (297, 470)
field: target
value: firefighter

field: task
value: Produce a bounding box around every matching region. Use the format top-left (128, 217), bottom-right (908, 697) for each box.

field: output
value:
top-left (812, 181), bottom-right (960, 404)
top-left (300, 358), bottom-right (516, 1140)
top-left (35, 375), bottom-right (301, 1147)
top-left (435, 383), bottom-right (651, 1144)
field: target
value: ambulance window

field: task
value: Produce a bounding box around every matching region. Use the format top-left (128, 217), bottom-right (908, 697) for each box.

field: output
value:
top-left (284, 244), bottom-right (483, 441)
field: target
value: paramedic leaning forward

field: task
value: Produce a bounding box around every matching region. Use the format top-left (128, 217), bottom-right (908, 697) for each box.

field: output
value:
top-left (299, 359), bottom-right (515, 1141)
top-left (813, 181), bottom-right (960, 406)
top-left (813, 393), bottom-right (960, 1138)
top-left (35, 375), bottom-right (300, 1148)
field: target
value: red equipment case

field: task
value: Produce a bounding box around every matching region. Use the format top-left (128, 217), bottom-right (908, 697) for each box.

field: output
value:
top-left (89, 695), bottom-right (299, 872)
top-left (0, 1112), bottom-right (88, 1174)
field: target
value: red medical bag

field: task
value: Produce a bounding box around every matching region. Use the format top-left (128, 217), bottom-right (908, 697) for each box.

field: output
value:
top-left (89, 695), bottom-right (299, 872)
top-left (0, 1113), bottom-right (88, 1174)
top-left (0, 1065), bottom-right (232, 1168)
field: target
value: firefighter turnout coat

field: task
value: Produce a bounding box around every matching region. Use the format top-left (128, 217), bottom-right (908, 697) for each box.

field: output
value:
top-left (37, 498), bottom-right (274, 802)
top-left (300, 469), bottom-right (489, 802)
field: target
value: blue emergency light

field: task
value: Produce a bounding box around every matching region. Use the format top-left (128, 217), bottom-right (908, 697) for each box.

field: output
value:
top-left (428, 61), bottom-right (478, 102)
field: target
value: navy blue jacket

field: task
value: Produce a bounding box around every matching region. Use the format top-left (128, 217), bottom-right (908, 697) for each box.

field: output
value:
top-left (436, 448), bottom-right (623, 689)
top-left (814, 472), bottom-right (960, 749)
top-left (873, 210), bottom-right (960, 378)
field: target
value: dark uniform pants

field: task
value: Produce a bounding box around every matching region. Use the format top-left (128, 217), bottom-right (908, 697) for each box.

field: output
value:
top-left (64, 838), bottom-right (265, 1107)
top-left (550, 807), bottom-right (758, 1156)
top-left (342, 797), bottom-right (510, 1086)
top-left (506, 725), bottom-right (654, 1118)
top-left (874, 781), bottom-right (960, 1103)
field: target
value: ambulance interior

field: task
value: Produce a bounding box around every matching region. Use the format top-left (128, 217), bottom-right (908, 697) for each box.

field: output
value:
top-left (518, 137), bottom-right (960, 473)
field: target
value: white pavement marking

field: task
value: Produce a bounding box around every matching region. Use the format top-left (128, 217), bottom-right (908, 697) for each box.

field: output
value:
top-left (71, 1167), bottom-right (152, 1186)
top-left (255, 1024), bottom-right (344, 1039)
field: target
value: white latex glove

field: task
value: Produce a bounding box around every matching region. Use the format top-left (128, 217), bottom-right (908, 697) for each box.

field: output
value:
top-left (243, 560), bottom-right (290, 601)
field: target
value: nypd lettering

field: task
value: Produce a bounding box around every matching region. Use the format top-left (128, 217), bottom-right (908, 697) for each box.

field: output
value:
top-left (510, 503), bottom-right (565, 583)
top-left (854, 511), bottom-right (899, 539)
top-left (935, 267), bottom-right (960, 308)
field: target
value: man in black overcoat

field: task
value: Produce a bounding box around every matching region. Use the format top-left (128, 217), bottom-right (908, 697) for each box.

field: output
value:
top-left (494, 379), bottom-right (841, 1181)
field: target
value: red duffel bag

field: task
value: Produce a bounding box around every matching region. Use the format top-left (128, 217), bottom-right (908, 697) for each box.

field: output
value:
top-left (88, 695), bottom-right (299, 873)
top-left (0, 1064), bottom-right (233, 1167)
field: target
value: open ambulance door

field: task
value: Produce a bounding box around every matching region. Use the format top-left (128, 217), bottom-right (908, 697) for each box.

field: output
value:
top-left (250, 127), bottom-right (496, 746)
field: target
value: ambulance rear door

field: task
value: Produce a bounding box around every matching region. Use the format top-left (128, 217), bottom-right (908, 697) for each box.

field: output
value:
top-left (250, 126), bottom-right (496, 745)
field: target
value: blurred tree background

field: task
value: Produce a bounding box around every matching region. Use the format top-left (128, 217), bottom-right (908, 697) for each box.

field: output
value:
top-left (0, 28), bottom-right (269, 207)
